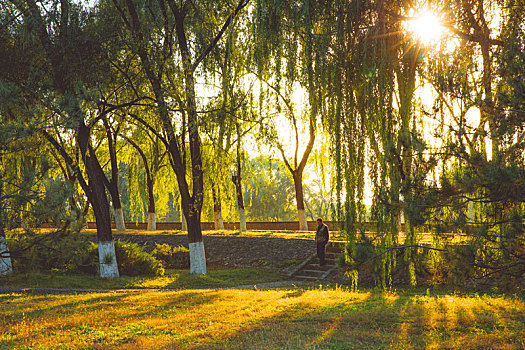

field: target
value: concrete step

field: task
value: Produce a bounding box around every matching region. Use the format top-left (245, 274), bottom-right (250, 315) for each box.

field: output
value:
top-left (290, 249), bottom-right (340, 281)
top-left (299, 263), bottom-right (335, 271)
top-left (294, 275), bottom-right (319, 280)
top-left (301, 269), bottom-right (325, 275)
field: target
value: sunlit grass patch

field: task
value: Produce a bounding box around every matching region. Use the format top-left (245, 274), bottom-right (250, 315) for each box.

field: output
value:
top-left (1, 287), bottom-right (523, 349)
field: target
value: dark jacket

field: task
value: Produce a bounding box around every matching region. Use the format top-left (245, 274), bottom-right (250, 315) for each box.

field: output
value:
top-left (315, 223), bottom-right (329, 243)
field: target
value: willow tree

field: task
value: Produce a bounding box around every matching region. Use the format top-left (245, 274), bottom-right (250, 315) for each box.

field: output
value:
top-left (253, 0), bottom-right (323, 231)
top-left (109, 0), bottom-right (249, 274)
top-left (203, 12), bottom-right (257, 232)
top-left (255, 0), bottom-right (432, 287)
top-left (120, 127), bottom-right (168, 231)
top-left (350, 1), bottom-right (433, 287)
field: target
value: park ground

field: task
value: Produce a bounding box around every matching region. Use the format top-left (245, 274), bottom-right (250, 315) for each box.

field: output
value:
top-left (1, 230), bottom-right (524, 349)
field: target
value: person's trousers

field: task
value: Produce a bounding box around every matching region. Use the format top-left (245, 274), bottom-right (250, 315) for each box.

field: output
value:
top-left (317, 241), bottom-right (327, 265)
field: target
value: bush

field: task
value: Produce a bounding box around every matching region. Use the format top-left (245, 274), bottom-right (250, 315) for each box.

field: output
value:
top-left (6, 230), bottom-right (96, 273)
top-left (6, 232), bottom-right (165, 277)
top-left (151, 243), bottom-right (190, 269)
top-left (114, 240), bottom-right (165, 276)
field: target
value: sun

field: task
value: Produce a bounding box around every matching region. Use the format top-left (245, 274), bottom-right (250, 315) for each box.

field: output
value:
top-left (406, 9), bottom-right (444, 45)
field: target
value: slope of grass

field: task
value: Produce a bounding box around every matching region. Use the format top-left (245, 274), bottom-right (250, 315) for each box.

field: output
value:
top-left (0, 267), bottom-right (284, 290)
top-left (1, 286), bottom-right (523, 349)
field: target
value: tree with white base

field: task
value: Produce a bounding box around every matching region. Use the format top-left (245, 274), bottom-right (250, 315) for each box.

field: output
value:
top-left (113, 0), bottom-right (249, 274)
top-left (0, 235), bottom-right (12, 276)
top-left (0, 180), bottom-right (12, 276)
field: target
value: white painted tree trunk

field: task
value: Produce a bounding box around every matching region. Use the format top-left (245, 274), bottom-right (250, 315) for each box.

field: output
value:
top-left (98, 241), bottom-right (119, 278)
top-left (147, 212), bottom-right (156, 231)
top-left (114, 207), bottom-right (126, 231)
top-left (181, 214), bottom-right (187, 231)
top-left (189, 241), bottom-right (206, 274)
top-left (298, 208), bottom-right (308, 231)
top-left (0, 236), bottom-right (13, 276)
top-left (239, 207), bottom-right (247, 232)
top-left (214, 210), bottom-right (225, 230)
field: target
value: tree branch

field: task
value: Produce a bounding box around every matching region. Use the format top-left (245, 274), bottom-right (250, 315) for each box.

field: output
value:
top-left (190, 0), bottom-right (250, 72)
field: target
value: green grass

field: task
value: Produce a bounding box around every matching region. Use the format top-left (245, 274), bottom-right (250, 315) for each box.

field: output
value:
top-left (1, 286), bottom-right (524, 349)
top-left (0, 267), bottom-right (285, 290)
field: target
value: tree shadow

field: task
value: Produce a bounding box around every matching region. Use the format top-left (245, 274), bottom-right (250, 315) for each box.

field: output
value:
top-left (182, 289), bottom-right (524, 350)
top-left (1, 290), bottom-right (222, 349)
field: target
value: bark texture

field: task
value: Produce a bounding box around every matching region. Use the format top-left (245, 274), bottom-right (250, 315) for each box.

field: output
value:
top-left (147, 212), bottom-right (157, 231)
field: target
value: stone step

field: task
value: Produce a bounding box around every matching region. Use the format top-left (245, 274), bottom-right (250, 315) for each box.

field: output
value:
top-left (306, 264), bottom-right (333, 270)
top-left (290, 248), bottom-right (340, 281)
top-left (294, 275), bottom-right (319, 280)
top-left (301, 269), bottom-right (325, 274)
top-left (308, 261), bottom-right (335, 267)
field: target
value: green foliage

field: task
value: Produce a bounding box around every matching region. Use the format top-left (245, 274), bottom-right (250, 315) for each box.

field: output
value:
top-left (113, 241), bottom-right (165, 277)
top-left (6, 230), bottom-right (96, 273)
top-left (244, 156), bottom-right (295, 221)
top-left (151, 243), bottom-right (189, 269)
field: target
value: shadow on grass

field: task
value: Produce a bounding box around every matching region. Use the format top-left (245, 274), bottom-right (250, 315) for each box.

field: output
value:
top-left (1, 293), bottom-right (131, 324)
top-left (2, 286), bottom-right (524, 350)
top-left (0, 290), bottom-right (221, 349)
top-left (188, 289), bottom-right (524, 350)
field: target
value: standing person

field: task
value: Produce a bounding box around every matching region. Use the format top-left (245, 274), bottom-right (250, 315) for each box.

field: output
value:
top-left (315, 218), bottom-right (329, 266)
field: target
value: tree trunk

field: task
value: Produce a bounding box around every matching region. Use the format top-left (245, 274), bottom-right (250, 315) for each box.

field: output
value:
top-left (146, 174), bottom-right (156, 230)
top-left (186, 209), bottom-right (206, 274)
top-left (213, 209), bottom-right (225, 230)
top-left (232, 175), bottom-right (247, 232)
top-left (238, 207), bottom-right (247, 232)
top-left (79, 124), bottom-right (119, 278)
top-left (86, 156), bottom-right (119, 278)
top-left (212, 185), bottom-right (225, 230)
top-left (233, 128), bottom-right (247, 232)
top-left (114, 207), bottom-right (126, 231)
top-left (103, 117), bottom-right (126, 231)
top-left (98, 240), bottom-right (119, 278)
top-left (0, 234), bottom-right (12, 276)
top-left (147, 212), bottom-right (156, 231)
top-left (293, 171), bottom-right (309, 231)
top-left (181, 210), bottom-right (187, 231)
top-left (0, 181), bottom-right (12, 276)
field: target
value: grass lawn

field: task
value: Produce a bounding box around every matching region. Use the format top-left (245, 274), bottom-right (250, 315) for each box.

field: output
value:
top-left (1, 286), bottom-right (524, 349)
top-left (0, 267), bottom-right (285, 290)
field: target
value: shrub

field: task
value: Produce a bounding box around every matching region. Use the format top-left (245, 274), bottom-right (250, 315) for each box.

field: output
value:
top-left (151, 243), bottom-right (190, 269)
top-left (6, 230), bottom-right (96, 273)
top-left (114, 240), bottom-right (165, 276)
